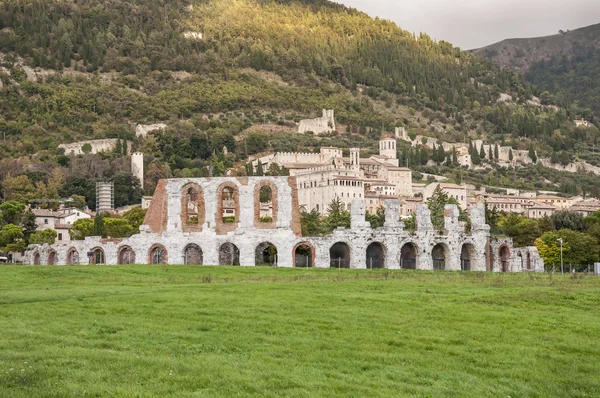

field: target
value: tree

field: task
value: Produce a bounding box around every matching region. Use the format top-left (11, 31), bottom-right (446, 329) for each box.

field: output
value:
top-left (70, 218), bottom-right (94, 240)
top-left (0, 224), bottom-right (25, 252)
top-left (494, 144), bottom-right (499, 160)
top-left (112, 172), bottom-right (142, 208)
top-left (104, 218), bottom-right (136, 238)
top-left (551, 210), bottom-right (584, 232)
top-left (93, 214), bottom-right (107, 238)
top-left (498, 213), bottom-right (541, 247)
top-left (29, 229), bottom-right (57, 245)
top-left (0, 201), bottom-right (26, 225)
top-left (366, 207), bottom-right (385, 229)
top-left (427, 185), bottom-right (450, 230)
top-left (2, 175), bottom-right (36, 203)
top-left (123, 207), bottom-right (147, 230)
top-left (326, 197), bottom-right (350, 231)
top-left (508, 149), bottom-right (513, 161)
top-left (452, 148), bottom-right (458, 164)
top-left (528, 147), bottom-right (537, 164)
top-left (300, 209), bottom-right (325, 236)
top-left (81, 143), bottom-right (92, 154)
top-left (535, 233), bottom-right (564, 270)
top-left (256, 160), bottom-right (264, 176)
top-left (479, 145), bottom-right (486, 160)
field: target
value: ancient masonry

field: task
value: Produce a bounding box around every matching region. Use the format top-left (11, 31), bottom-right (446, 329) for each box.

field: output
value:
top-left (25, 177), bottom-right (543, 272)
top-left (59, 139), bottom-right (129, 156)
top-left (298, 109), bottom-right (336, 135)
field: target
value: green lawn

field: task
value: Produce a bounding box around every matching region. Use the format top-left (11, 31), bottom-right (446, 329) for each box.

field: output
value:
top-left (1, 266), bottom-right (599, 397)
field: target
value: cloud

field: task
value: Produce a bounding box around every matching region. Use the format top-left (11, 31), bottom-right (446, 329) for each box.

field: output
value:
top-left (335, 0), bottom-right (600, 49)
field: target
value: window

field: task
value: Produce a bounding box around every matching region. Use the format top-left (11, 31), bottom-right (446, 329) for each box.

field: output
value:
top-left (44, 219), bottom-right (48, 224)
top-left (58, 233), bottom-right (63, 240)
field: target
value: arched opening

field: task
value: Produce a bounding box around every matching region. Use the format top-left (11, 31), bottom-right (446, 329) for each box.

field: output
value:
top-left (499, 246), bottom-right (510, 272)
top-left (366, 242), bottom-right (385, 269)
top-left (219, 243), bottom-right (240, 266)
top-left (400, 243), bottom-right (418, 270)
top-left (527, 252), bottom-right (531, 271)
top-left (255, 242), bottom-right (277, 266)
top-left (118, 246), bottom-right (136, 264)
top-left (48, 251), bottom-right (56, 265)
top-left (461, 244), bottom-right (476, 271)
top-left (294, 243), bottom-right (313, 267)
top-left (432, 244), bottom-right (448, 270)
top-left (89, 248), bottom-right (105, 265)
top-left (33, 252), bottom-right (40, 265)
top-left (66, 248), bottom-right (79, 265)
top-left (330, 242), bottom-right (350, 268)
top-left (259, 186), bottom-right (273, 221)
top-left (149, 245), bottom-right (167, 265)
top-left (184, 244), bottom-right (203, 265)
top-left (221, 186), bottom-right (236, 223)
top-left (186, 186), bottom-right (199, 224)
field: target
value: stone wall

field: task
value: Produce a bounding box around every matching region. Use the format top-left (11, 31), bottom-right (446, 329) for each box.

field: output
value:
top-left (135, 123), bottom-right (167, 138)
top-left (298, 109), bottom-right (335, 135)
top-left (24, 177), bottom-right (543, 272)
top-left (59, 139), bottom-right (126, 155)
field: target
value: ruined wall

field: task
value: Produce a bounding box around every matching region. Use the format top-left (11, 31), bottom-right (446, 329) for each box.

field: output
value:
top-left (135, 123), bottom-right (167, 138)
top-left (298, 109), bottom-right (335, 135)
top-left (25, 179), bottom-right (543, 272)
top-left (59, 139), bottom-right (126, 155)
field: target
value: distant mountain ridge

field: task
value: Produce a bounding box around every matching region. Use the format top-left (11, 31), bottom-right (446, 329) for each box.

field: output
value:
top-left (472, 23), bottom-right (600, 74)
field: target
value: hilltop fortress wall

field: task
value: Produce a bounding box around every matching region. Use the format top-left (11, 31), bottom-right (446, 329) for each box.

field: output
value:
top-left (24, 177), bottom-right (543, 272)
top-left (298, 109), bottom-right (336, 135)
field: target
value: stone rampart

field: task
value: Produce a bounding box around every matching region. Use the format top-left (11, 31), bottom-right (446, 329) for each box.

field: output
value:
top-left (298, 109), bottom-right (335, 135)
top-left (59, 139), bottom-right (125, 155)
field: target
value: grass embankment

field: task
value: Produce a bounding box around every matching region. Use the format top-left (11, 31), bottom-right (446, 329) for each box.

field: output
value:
top-left (1, 266), bottom-right (599, 397)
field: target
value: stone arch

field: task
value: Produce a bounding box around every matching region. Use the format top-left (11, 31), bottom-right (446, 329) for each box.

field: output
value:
top-left (184, 244), bottom-right (203, 265)
top-left (219, 242), bottom-right (240, 266)
top-left (400, 242), bottom-right (418, 270)
top-left (33, 252), bottom-right (40, 265)
top-left (366, 242), bottom-right (386, 269)
top-left (255, 242), bottom-right (278, 266)
top-left (432, 243), bottom-right (449, 270)
top-left (527, 252), bottom-right (531, 271)
top-left (118, 246), bottom-right (136, 264)
top-left (460, 243), bottom-right (476, 271)
top-left (149, 244), bottom-right (168, 265)
top-left (499, 245), bottom-right (510, 272)
top-left (66, 248), bottom-right (79, 265)
top-left (330, 242), bottom-right (350, 268)
top-left (181, 183), bottom-right (205, 232)
top-left (293, 242), bottom-right (315, 268)
top-left (89, 247), bottom-right (105, 265)
top-left (47, 250), bottom-right (57, 265)
top-left (255, 181), bottom-right (278, 229)
top-left (216, 182), bottom-right (240, 235)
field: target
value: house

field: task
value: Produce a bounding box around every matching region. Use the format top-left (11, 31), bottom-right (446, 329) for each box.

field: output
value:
top-left (525, 203), bottom-right (557, 219)
top-left (32, 207), bottom-right (92, 243)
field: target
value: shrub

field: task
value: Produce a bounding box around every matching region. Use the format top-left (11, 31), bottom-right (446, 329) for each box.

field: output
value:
top-left (260, 216), bottom-right (273, 223)
top-left (223, 216), bottom-right (236, 223)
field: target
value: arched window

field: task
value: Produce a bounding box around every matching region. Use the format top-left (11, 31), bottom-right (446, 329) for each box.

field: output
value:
top-left (149, 245), bottom-right (167, 265)
top-left (66, 248), bottom-right (79, 265)
top-left (89, 248), bottom-right (105, 265)
top-left (48, 250), bottom-right (57, 265)
top-left (184, 244), bottom-right (203, 265)
top-left (366, 242), bottom-right (385, 269)
top-left (294, 243), bottom-right (314, 268)
top-left (259, 186), bottom-right (273, 221)
top-left (118, 246), bottom-right (136, 264)
top-left (330, 242), bottom-right (351, 268)
top-left (219, 243), bottom-right (240, 266)
top-left (432, 244), bottom-right (447, 270)
top-left (255, 242), bottom-right (278, 266)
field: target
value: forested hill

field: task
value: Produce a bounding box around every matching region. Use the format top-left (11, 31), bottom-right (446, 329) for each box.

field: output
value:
top-left (472, 23), bottom-right (600, 116)
top-left (0, 0), bottom-right (599, 207)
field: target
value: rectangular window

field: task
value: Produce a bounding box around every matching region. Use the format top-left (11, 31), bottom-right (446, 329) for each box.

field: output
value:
top-left (44, 219), bottom-right (48, 224)
top-left (58, 233), bottom-right (63, 240)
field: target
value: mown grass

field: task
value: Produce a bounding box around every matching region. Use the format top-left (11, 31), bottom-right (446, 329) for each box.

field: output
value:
top-left (1, 266), bottom-right (599, 397)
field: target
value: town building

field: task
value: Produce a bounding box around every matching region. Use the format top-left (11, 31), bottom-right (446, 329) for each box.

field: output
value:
top-left (526, 203), bottom-right (557, 219)
top-left (32, 208), bottom-right (92, 243)
top-left (423, 183), bottom-right (468, 209)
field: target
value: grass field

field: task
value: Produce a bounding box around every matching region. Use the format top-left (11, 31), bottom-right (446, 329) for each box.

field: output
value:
top-left (1, 266), bottom-right (599, 397)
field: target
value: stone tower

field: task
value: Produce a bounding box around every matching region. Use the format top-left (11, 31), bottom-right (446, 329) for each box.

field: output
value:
top-left (350, 148), bottom-right (360, 171)
top-left (131, 152), bottom-right (144, 189)
top-left (379, 139), bottom-right (397, 160)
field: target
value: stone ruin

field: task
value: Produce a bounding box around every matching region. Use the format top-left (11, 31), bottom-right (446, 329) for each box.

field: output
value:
top-left (24, 177), bottom-right (544, 272)
top-left (298, 109), bottom-right (336, 135)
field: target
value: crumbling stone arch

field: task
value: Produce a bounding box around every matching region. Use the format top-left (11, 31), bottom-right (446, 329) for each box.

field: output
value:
top-left (181, 183), bottom-right (205, 232)
top-left (499, 245), bottom-right (510, 272)
top-left (255, 242), bottom-right (278, 266)
top-left (89, 247), bottom-right (105, 265)
top-left (184, 244), bottom-right (203, 265)
top-left (330, 242), bottom-right (350, 268)
top-left (149, 244), bottom-right (168, 265)
top-left (219, 242), bottom-right (240, 266)
top-left (254, 181), bottom-right (278, 229)
top-left (66, 248), bottom-right (79, 265)
top-left (216, 182), bottom-right (240, 235)
top-left (431, 243), bottom-right (449, 270)
top-left (293, 242), bottom-right (315, 268)
top-left (118, 246), bottom-right (136, 264)
top-left (400, 242), bottom-right (419, 270)
top-left (366, 242), bottom-right (386, 269)
top-left (32, 252), bottom-right (40, 265)
top-left (48, 250), bottom-right (57, 265)
top-left (460, 243), bottom-right (476, 271)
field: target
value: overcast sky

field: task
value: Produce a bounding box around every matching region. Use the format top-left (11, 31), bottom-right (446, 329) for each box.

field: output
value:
top-left (335, 0), bottom-right (600, 49)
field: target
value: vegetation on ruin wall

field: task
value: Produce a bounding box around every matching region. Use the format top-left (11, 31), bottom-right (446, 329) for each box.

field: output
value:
top-left (0, 266), bottom-right (599, 397)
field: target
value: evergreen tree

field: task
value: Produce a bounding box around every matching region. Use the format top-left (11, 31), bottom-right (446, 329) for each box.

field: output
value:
top-left (494, 144), bottom-right (499, 159)
top-left (479, 145), bottom-right (486, 160)
top-left (122, 139), bottom-right (128, 155)
top-left (509, 149), bottom-right (514, 161)
top-left (529, 147), bottom-right (537, 163)
top-left (326, 197), bottom-right (351, 231)
top-left (256, 160), bottom-right (264, 176)
top-left (452, 148), bottom-right (458, 164)
top-left (93, 214), bottom-right (107, 238)
top-left (115, 139), bottom-right (122, 155)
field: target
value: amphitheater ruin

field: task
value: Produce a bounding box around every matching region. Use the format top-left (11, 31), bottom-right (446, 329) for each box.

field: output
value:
top-left (25, 177), bottom-right (544, 272)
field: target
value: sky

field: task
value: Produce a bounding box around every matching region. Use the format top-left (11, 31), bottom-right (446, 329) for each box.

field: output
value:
top-left (335, 0), bottom-right (600, 49)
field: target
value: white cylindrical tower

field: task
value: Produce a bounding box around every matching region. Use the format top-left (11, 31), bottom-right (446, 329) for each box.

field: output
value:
top-left (131, 152), bottom-right (144, 189)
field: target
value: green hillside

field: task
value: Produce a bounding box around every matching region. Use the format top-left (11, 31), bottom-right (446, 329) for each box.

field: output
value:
top-left (0, 0), bottom-right (599, 206)
top-left (472, 23), bottom-right (600, 117)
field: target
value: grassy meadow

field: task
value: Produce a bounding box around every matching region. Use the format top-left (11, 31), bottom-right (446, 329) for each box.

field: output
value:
top-left (0, 265), bottom-right (599, 397)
